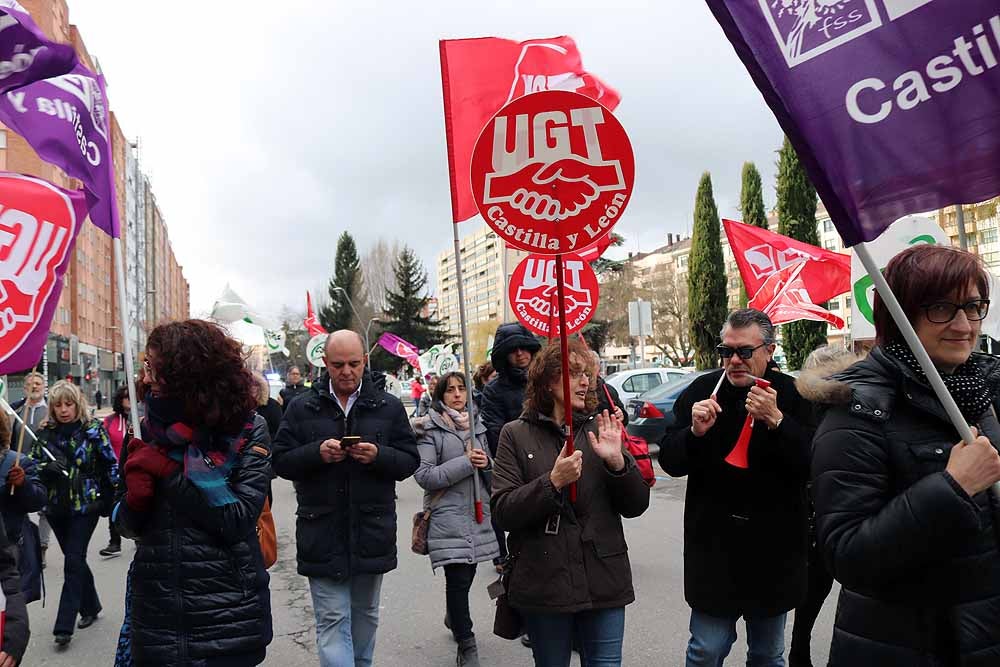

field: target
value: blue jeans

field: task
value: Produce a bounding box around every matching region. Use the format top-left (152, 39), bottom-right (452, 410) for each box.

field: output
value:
top-left (309, 574), bottom-right (383, 667)
top-left (521, 607), bottom-right (625, 667)
top-left (685, 609), bottom-right (787, 667)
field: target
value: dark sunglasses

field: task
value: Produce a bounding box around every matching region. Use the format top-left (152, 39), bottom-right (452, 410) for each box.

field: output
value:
top-left (716, 343), bottom-right (767, 360)
top-left (921, 299), bottom-right (990, 324)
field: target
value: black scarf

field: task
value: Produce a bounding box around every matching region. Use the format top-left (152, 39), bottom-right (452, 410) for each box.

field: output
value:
top-left (885, 342), bottom-right (1000, 422)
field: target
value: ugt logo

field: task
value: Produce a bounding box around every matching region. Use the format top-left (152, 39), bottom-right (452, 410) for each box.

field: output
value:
top-left (0, 174), bottom-right (81, 364)
top-left (761, 0), bottom-right (882, 67)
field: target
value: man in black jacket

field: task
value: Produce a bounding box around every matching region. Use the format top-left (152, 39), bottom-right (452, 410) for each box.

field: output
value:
top-left (659, 309), bottom-right (813, 667)
top-left (273, 331), bottom-right (419, 667)
top-left (279, 366), bottom-right (308, 411)
top-left (480, 323), bottom-right (541, 456)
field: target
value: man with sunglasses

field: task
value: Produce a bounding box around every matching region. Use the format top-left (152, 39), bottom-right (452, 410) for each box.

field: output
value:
top-left (659, 308), bottom-right (815, 667)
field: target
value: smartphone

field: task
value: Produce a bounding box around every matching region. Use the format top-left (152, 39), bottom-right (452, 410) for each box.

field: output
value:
top-left (340, 436), bottom-right (361, 450)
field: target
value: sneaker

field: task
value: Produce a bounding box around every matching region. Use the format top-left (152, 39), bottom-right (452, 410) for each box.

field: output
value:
top-left (54, 634), bottom-right (71, 647)
top-left (99, 543), bottom-right (121, 558)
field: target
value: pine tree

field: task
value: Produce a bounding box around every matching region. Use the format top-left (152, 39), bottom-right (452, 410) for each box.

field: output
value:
top-left (371, 246), bottom-right (448, 371)
top-left (776, 136), bottom-right (825, 370)
top-left (688, 172), bottom-right (728, 370)
top-left (319, 232), bottom-right (365, 332)
top-left (738, 161), bottom-right (767, 307)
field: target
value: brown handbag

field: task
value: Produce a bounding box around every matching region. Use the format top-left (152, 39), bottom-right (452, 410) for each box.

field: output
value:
top-left (257, 496), bottom-right (278, 569)
top-left (411, 489), bottom-right (447, 555)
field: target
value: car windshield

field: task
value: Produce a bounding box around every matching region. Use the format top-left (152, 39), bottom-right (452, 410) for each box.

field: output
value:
top-left (637, 373), bottom-right (700, 401)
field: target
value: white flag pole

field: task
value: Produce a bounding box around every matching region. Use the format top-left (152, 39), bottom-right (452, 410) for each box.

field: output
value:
top-left (855, 242), bottom-right (1000, 497)
top-left (114, 238), bottom-right (142, 440)
top-left (451, 223), bottom-right (484, 524)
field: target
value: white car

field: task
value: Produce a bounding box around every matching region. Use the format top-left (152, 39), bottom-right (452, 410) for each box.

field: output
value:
top-left (604, 368), bottom-right (692, 403)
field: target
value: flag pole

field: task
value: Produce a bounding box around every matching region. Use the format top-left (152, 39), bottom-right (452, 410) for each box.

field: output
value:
top-left (855, 242), bottom-right (999, 497)
top-left (451, 223), bottom-right (484, 523)
top-left (554, 254), bottom-right (577, 503)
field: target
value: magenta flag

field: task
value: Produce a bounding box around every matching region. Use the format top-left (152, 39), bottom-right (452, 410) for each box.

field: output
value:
top-left (0, 63), bottom-right (119, 237)
top-left (377, 332), bottom-right (421, 369)
top-left (0, 1), bottom-right (77, 92)
top-left (0, 172), bottom-right (87, 374)
top-left (705, 0), bottom-right (1000, 246)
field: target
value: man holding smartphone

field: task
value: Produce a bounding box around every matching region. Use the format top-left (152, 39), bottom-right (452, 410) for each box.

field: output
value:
top-left (274, 330), bottom-right (419, 667)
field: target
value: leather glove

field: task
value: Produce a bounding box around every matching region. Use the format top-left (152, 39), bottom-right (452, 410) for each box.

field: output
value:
top-left (6, 466), bottom-right (25, 489)
top-left (39, 460), bottom-right (66, 480)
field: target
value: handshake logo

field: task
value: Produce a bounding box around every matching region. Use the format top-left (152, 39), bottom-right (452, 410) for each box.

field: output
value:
top-left (483, 105), bottom-right (626, 223)
top-left (0, 177), bottom-right (78, 362)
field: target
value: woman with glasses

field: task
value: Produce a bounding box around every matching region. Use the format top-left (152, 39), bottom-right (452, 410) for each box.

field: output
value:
top-left (491, 339), bottom-right (650, 666)
top-left (810, 244), bottom-right (1000, 666)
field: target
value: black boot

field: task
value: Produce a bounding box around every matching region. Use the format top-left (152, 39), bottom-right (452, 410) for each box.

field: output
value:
top-left (456, 636), bottom-right (480, 667)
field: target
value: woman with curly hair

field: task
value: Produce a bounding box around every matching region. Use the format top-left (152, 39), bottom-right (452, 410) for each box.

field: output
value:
top-left (491, 339), bottom-right (650, 666)
top-left (29, 380), bottom-right (118, 648)
top-left (114, 319), bottom-right (273, 666)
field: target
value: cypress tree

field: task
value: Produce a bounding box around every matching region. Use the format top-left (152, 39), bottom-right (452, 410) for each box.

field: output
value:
top-left (738, 161), bottom-right (767, 307)
top-left (776, 137), bottom-right (826, 370)
top-left (687, 172), bottom-right (728, 370)
top-left (319, 232), bottom-right (365, 332)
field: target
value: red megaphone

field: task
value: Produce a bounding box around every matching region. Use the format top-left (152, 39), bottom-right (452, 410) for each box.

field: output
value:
top-left (724, 377), bottom-right (771, 469)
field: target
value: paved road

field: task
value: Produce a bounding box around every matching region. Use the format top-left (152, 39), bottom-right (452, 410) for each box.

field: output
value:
top-left (26, 468), bottom-right (838, 665)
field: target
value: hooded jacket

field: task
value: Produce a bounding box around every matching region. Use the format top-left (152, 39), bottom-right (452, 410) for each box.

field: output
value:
top-left (659, 366), bottom-right (814, 617)
top-left (481, 323), bottom-right (541, 455)
top-left (272, 371), bottom-right (419, 580)
top-left (808, 347), bottom-right (1000, 667)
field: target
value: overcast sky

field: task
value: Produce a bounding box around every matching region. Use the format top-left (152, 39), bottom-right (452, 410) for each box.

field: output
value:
top-left (68, 1), bottom-right (785, 319)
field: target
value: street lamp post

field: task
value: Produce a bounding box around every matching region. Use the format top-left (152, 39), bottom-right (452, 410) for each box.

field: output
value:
top-left (366, 317), bottom-right (381, 356)
top-left (332, 287), bottom-right (370, 354)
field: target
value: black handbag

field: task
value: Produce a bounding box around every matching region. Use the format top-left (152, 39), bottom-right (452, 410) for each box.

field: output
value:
top-left (492, 555), bottom-right (522, 640)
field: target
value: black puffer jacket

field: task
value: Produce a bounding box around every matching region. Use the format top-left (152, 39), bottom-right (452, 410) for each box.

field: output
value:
top-left (659, 366), bottom-right (814, 617)
top-left (279, 383), bottom-right (309, 411)
top-left (115, 415), bottom-right (273, 667)
top-left (810, 347), bottom-right (1000, 667)
top-left (481, 323), bottom-right (541, 455)
top-left (272, 373), bottom-right (419, 580)
top-left (0, 513), bottom-right (28, 664)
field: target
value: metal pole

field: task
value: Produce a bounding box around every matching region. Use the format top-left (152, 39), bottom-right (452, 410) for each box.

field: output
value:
top-left (114, 238), bottom-right (142, 439)
top-left (451, 224), bottom-right (484, 523)
top-left (956, 204), bottom-right (968, 251)
top-left (855, 242), bottom-right (999, 497)
top-left (501, 243), bottom-right (510, 323)
top-left (554, 254), bottom-right (577, 503)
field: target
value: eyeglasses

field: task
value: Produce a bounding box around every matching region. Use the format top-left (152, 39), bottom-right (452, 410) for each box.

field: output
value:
top-left (568, 370), bottom-right (590, 380)
top-left (716, 343), bottom-right (767, 360)
top-left (921, 299), bottom-right (990, 324)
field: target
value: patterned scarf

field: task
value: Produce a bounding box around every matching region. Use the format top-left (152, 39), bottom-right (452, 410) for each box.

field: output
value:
top-left (885, 342), bottom-right (1000, 422)
top-left (141, 396), bottom-right (253, 507)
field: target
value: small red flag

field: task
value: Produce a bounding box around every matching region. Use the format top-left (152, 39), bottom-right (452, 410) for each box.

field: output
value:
top-left (303, 292), bottom-right (327, 338)
top-left (440, 36), bottom-right (620, 224)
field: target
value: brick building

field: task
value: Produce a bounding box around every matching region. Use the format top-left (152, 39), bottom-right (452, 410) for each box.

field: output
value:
top-left (2, 0), bottom-right (189, 402)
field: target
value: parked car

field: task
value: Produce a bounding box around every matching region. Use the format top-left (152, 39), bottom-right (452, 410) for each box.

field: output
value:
top-left (625, 371), bottom-right (711, 452)
top-left (604, 367), bottom-right (691, 403)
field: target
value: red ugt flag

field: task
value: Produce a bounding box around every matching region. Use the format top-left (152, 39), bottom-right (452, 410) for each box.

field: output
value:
top-left (303, 292), bottom-right (327, 338)
top-left (749, 262), bottom-right (846, 329)
top-left (440, 36), bottom-right (620, 224)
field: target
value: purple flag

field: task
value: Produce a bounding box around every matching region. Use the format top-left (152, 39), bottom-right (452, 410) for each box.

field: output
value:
top-left (377, 332), bottom-right (421, 369)
top-left (0, 63), bottom-right (119, 237)
top-left (705, 0), bottom-right (1000, 246)
top-left (0, 1), bottom-right (76, 93)
top-left (0, 172), bottom-right (87, 375)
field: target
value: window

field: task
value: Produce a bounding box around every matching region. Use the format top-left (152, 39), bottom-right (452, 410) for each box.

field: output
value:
top-left (678, 255), bottom-right (689, 269)
top-left (846, 296), bottom-right (852, 308)
top-left (622, 373), bottom-right (662, 394)
top-left (824, 240), bottom-right (837, 251)
top-left (823, 219), bottom-right (833, 233)
top-left (981, 228), bottom-right (998, 245)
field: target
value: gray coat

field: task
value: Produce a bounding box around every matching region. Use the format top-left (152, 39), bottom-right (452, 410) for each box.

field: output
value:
top-left (414, 409), bottom-right (500, 570)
